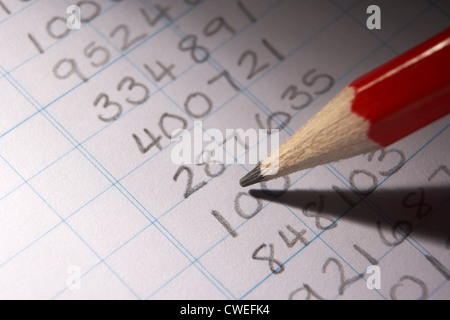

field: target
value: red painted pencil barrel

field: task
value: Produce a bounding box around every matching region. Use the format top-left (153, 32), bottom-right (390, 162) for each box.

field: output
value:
top-left (350, 27), bottom-right (450, 147)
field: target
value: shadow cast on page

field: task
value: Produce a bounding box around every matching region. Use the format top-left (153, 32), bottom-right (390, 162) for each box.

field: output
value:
top-left (249, 185), bottom-right (450, 243)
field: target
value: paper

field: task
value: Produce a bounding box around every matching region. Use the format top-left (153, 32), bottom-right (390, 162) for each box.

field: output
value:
top-left (0, 0), bottom-right (449, 300)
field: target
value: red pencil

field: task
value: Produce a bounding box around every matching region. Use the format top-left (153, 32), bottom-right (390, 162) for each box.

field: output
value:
top-left (240, 27), bottom-right (450, 187)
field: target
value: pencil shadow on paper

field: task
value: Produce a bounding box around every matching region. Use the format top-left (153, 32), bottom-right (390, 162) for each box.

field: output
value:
top-left (249, 186), bottom-right (450, 243)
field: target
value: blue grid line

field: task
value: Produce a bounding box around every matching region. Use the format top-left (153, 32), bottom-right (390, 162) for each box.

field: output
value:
top-left (1, 64), bottom-right (236, 299)
top-left (6, 0), bottom-right (286, 200)
top-left (236, 161), bottom-right (387, 299)
top-left (427, 0), bottom-right (450, 19)
top-left (67, 0), bottom-right (450, 300)
top-left (321, 124), bottom-right (450, 297)
top-left (140, 0), bottom-right (295, 134)
top-left (60, 0), bottom-right (296, 299)
top-left (0, 0), bottom-right (351, 212)
top-left (235, 12), bottom-right (450, 297)
top-left (0, 152), bottom-right (141, 299)
top-left (330, 0), bottom-right (400, 55)
top-left (52, 117), bottom-right (308, 300)
top-left (428, 278), bottom-right (449, 299)
top-left (50, 142), bottom-right (231, 299)
top-left (324, 168), bottom-right (450, 299)
top-left (2, 16), bottom-right (238, 297)
top-left (51, 221), bottom-right (154, 299)
top-left (4, 2), bottom-right (241, 294)
top-left (135, 0), bottom-right (287, 123)
top-left (0, 0), bottom-right (446, 300)
top-left (47, 0), bottom-right (326, 299)
top-left (0, 0), bottom-right (209, 140)
top-left (233, 126), bottom-right (445, 299)
top-left (144, 166), bottom-right (317, 300)
top-left (229, 7), bottom-right (450, 298)
top-left (46, 10), bottom-right (450, 300)
top-left (0, 0), bottom-right (122, 82)
top-left (238, 197), bottom-right (365, 299)
top-left (365, 196), bottom-right (450, 267)
top-left (201, 0), bottom-right (366, 137)
top-left (92, 0), bottom-right (450, 300)
top-left (50, 260), bottom-right (105, 300)
top-left (360, 203), bottom-right (450, 300)
top-left (231, 0), bottom-right (366, 136)
top-left (76, 0), bottom-right (361, 299)
top-left (83, 0), bottom-right (286, 129)
top-left (136, 110), bottom-right (386, 299)
top-left (0, 119), bottom-right (191, 267)
top-left (238, 151), bottom-right (444, 300)
top-left (0, 0), bottom-right (295, 217)
top-left (282, 197), bottom-right (388, 300)
top-left (0, 182), bottom-right (116, 268)
top-left (2, 65), bottom-right (150, 298)
top-left (148, 0), bottom-right (358, 137)
top-left (0, 0), bottom-right (39, 25)
top-left (264, 0), bottom-right (444, 135)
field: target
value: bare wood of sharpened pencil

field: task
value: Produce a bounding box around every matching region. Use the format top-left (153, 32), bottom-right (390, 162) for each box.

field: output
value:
top-left (240, 87), bottom-right (380, 187)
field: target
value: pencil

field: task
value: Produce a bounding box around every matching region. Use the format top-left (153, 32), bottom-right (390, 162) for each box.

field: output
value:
top-left (240, 27), bottom-right (450, 187)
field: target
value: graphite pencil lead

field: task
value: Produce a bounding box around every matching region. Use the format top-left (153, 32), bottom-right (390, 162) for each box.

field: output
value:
top-left (239, 163), bottom-right (266, 187)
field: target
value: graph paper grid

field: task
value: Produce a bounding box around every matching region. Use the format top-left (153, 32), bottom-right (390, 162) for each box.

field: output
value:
top-left (0, 0), bottom-right (448, 300)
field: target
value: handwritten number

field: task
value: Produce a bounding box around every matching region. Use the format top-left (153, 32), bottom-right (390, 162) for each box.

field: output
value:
top-left (238, 50), bottom-right (269, 80)
top-left (173, 166), bottom-right (207, 198)
top-left (93, 93), bottom-right (123, 122)
top-left (117, 76), bottom-right (150, 105)
top-left (252, 243), bottom-right (284, 274)
top-left (110, 24), bottom-right (147, 51)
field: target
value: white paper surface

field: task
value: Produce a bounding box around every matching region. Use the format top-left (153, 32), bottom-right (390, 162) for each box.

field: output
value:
top-left (0, 0), bottom-right (449, 300)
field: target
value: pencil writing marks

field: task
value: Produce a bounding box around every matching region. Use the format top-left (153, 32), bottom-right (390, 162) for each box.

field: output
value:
top-left (84, 42), bottom-right (111, 67)
top-left (207, 70), bottom-right (240, 92)
top-left (173, 165), bottom-right (207, 198)
top-left (4, 0), bottom-right (448, 301)
top-left (238, 50), bottom-right (269, 80)
top-left (425, 255), bottom-right (450, 280)
top-left (402, 188), bottom-right (433, 220)
top-left (235, 192), bottom-right (263, 219)
top-left (52, 41), bottom-right (112, 83)
top-left (376, 220), bottom-right (412, 247)
top-left (252, 243), bottom-right (285, 275)
top-left (390, 276), bottom-right (428, 300)
top-left (353, 244), bottom-right (378, 266)
top-left (255, 112), bottom-right (291, 132)
top-left (0, 1), bottom-right (11, 15)
top-left (347, 148), bottom-right (406, 196)
top-left (302, 195), bottom-right (337, 231)
top-left (281, 69), bottom-right (334, 111)
top-left (110, 24), bottom-right (147, 52)
top-left (93, 76), bottom-right (150, 122)
top-left (140, 4), bottom-right (172, 28)
top-left (203, 16), bottom-right (236, 37)
top-left (367, 148), bottom-right (405, 176)
top-left (278, 225), bottom-right (310, 248)
top-left (133, 129), bottom-right (163, 154)
top-left (27, 33), bottom-right (44, 54)
top-left (179, 35), bottom-right (210, 64)
top-left (144, 61), bottom-right (176, 83)
top-left (289, 284), bottom-right (325, 300)
top-left (322, 258), bottom-right (364, 296)
top-left (428, 165), bottom-right (450, 182)
top-left (211, 210), bottom-right (238, 238)
top-left (53, 58), bottom-right (88, 82)
top-left (93, 93), bottom-right (123, 122)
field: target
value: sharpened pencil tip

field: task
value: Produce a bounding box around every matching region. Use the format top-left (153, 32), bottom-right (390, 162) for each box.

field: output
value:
top-left (240, 163), bottom-right (266, 187)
